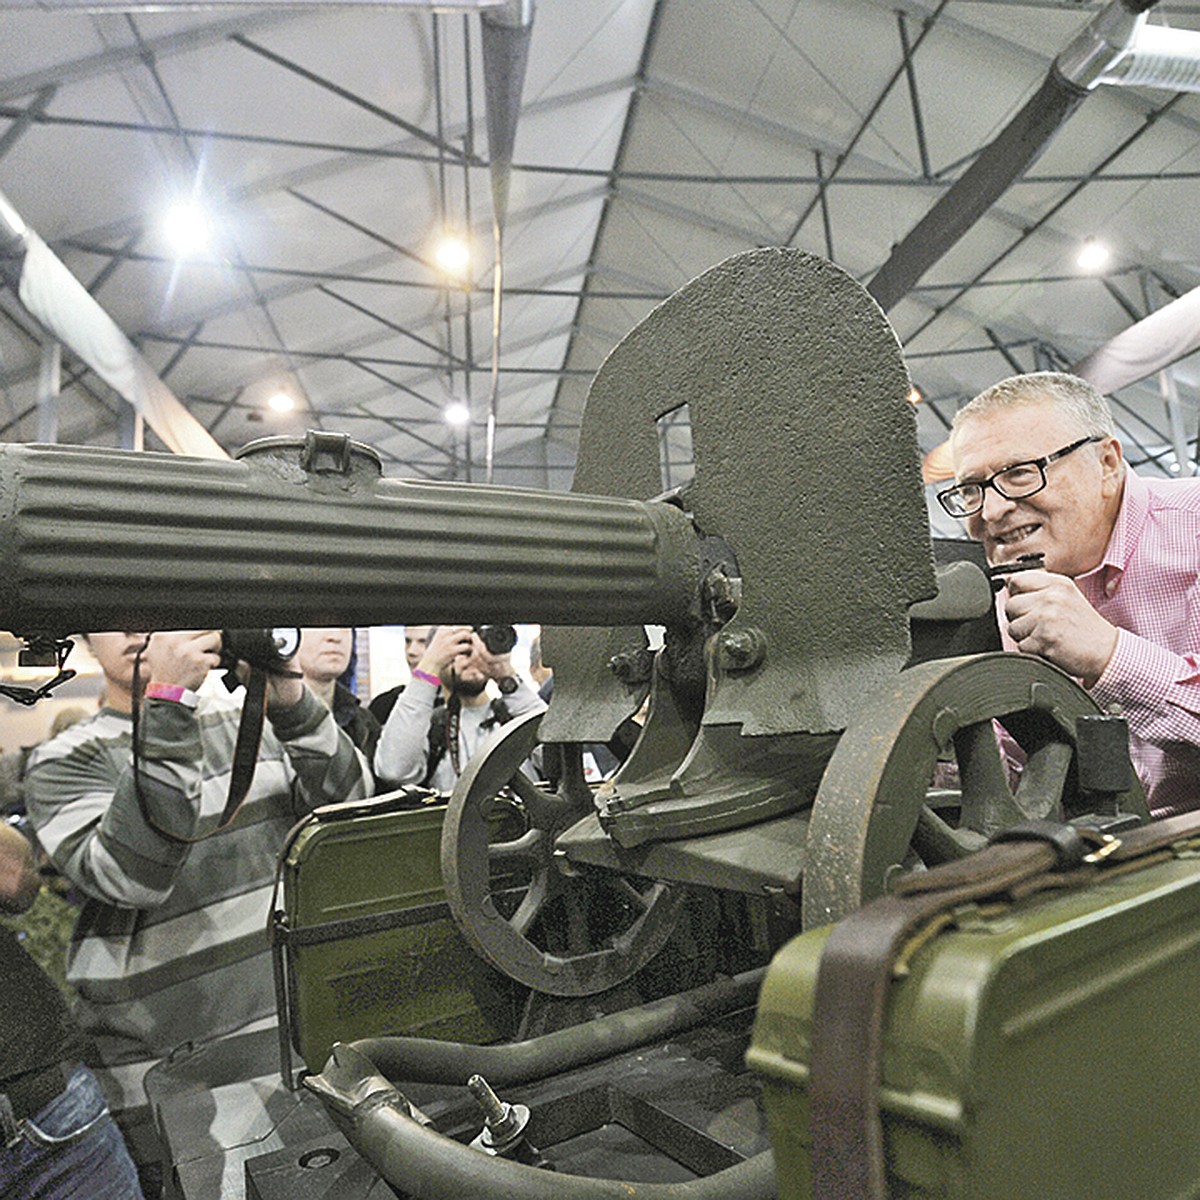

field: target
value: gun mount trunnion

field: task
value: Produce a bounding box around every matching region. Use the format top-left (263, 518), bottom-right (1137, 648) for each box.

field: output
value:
top-left (1, 249), bottom-right (1173, 1198)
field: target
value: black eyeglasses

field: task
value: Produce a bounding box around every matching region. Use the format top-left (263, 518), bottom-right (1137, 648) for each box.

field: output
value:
top-left (937, 435), bottom-right (1103, 519)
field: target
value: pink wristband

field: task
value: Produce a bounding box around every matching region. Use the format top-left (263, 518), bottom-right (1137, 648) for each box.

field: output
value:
top-left (411, 669), bottom-right (441, 687)
top-left (144, 682), bottom-right (199, 708)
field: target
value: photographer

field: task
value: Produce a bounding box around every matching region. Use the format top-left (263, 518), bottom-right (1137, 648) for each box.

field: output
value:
top-left (22, 629), bottom-right (371, 1173)
top-left (374, 624), bottom-right (545, 791)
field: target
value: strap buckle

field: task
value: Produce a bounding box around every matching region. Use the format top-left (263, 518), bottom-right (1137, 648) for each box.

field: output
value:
top-left (1080, 830), bottom-right (1122, 864)
top-left (989, 819), bottom-right (1089, 870)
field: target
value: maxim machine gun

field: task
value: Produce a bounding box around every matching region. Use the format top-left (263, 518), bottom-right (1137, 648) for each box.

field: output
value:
top-left (1, 249), bottom-right (1180, 1200)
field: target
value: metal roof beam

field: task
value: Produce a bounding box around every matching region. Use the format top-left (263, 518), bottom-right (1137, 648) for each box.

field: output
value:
top-left (898, 93), bottom-right (1182, 343)
top-left (621, 185), bottom-right (776, 245)
top-left (345, 360), bottom-right (443, 416)
top-left (53, 194), bottom-right (605, 399)
top-left (862, 0), bottom-right (1200, 138)
top-left (136, 331), bottom-right (596, 376)
top-left (641, 76), bottom-right (906, 174)
top-left (12, 95), bottom-right (1195, 198)
top-left (286, 188), bottom-right (435, 272)
top-left (897, 10), bottom-right (933, 181)
top-left (0, 86), bottom-right (55, 162)
top-left (785, 0), bottom-right (950, 245)
top-left (319, 284), bottom-right (472, 371)
top-left (61, 238), bottom-right (666, 303)
top-left (0, 73), bottom-right (632, 175)
top-left (230, 32), bottom-right (470, 163)
top-left (155, 183), bottom-right (604, 335)
top-left (0, 12), bottom-right (301, 103)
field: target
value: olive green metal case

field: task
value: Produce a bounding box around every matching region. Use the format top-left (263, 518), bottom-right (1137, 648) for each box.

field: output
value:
top-left (275, 794), bottom-right (523, 1074)
top-left (748, 854), bottom-right (1200, 1200)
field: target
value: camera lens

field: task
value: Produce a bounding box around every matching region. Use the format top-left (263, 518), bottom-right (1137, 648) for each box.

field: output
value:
top-left (269, 628), bottom-right (301, 659)
top-left (220, 628), bottom-right (301, 672)
top-left (475, 624), bottom-right (517, 656)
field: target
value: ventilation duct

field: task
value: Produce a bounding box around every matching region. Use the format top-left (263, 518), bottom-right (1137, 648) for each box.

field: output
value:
top-left (867, 0), bottom-right (1164, 314)
top-left (480, 0), bottom-right (535, 233)
top-left (0, 188), bottom-right (227, 459)
top-left (1092, 24), bottom-right (1200, 92)
top-left (1054, 0), bottom-right (1153, 90)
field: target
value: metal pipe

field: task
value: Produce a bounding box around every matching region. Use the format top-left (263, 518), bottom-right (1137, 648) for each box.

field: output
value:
top-left (348, 967), bottom-right (766, 1088)
top-left (1055, 0), bottom-right (1150, 90)
top-left (319, 1076), bottom-right (776, 1200)
top-left (305, 969), bottom-right (774, 1200)
top-left (1096, 24), bottom-right (1200, 92)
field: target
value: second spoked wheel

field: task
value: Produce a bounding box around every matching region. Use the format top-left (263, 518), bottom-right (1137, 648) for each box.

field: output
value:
top-left (801, 653), bottom-right (1149, 929)
top-left (440, 710), bottom-right (684, 996)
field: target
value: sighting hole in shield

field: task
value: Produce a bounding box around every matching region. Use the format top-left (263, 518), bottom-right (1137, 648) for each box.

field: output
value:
top-left (657, 404), bottom-right (694, 494)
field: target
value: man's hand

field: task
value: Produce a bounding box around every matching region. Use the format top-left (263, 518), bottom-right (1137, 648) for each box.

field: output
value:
top-left (143, 630), bottom-right (222, 692)
top-left (1003, 570), bottom-right (1118, 687)
top-left (0, 822), bottom-right (42, 915)
top-left (474, 638), bottom-right (515, 683)
top-left (418, 625), bottom-right (475, 678)
top-left (265, 657), bottom-right (305, 710)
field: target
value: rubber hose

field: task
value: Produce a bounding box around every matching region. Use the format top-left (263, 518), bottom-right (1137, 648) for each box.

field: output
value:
top-left (349, 966), bottom-right (766, 1088)
top-left (354, 1098), bottom-right (776, 1200)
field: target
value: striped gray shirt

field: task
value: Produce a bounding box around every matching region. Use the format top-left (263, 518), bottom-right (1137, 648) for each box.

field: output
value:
top-left (24, 688), bottom-right (369, 1104)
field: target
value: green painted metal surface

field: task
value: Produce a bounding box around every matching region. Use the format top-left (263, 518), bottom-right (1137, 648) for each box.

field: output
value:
top-left (547, 247), bottom-right (936, 747)
top-left (281, 802), bottom-right (523, 1071)
top-left (0, 433), bottom-right (698, 635)
top-left (0, 248), bottom-right (1137, 991)
top-left (801, 654), bottom-right (1150, 929)
top-left (749, 853), bottom-right (1200, 1199)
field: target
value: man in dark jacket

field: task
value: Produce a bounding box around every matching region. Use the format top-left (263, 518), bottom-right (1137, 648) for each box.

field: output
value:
top-left (1, 820), bottom-right (144, 1198)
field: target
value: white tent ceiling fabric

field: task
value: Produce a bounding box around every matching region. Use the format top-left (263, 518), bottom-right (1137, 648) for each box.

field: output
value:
top-left (0, 0), bottom-right (1197, 492)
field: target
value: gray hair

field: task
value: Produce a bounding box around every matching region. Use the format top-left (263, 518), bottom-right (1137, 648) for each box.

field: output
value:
top-left (950, 372), bottom-right (1116, 448)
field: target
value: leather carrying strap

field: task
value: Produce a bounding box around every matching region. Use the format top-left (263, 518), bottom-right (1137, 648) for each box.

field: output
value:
top-left (0, 1061), bottom-right (68, 1125)
top-left (809, 810), bottom-right (1200, 1200)
top-left (132, 663), bottom-right (269, 845)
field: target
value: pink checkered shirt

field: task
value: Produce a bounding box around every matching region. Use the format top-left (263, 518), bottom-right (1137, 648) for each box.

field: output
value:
top-left (999, 468), bottom-right (1200, 817)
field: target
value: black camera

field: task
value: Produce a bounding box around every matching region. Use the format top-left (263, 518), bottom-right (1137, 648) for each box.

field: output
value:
top-left (219, 628), bottom-right (302, 674)
top-left (474, 624), bottom-right (517, 656)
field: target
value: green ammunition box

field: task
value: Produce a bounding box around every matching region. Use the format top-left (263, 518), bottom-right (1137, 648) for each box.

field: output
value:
top-left (276, 795), bottom-right (523, 1073)
top-left (748, 854), bottom-right (1200, 1200)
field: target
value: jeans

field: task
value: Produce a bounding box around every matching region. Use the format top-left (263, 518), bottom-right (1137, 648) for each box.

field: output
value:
top-left (0, 1063), bottom-right (145, 1200)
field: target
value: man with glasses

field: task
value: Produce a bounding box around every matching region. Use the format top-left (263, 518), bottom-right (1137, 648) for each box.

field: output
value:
top-left (941, 370), bottom-right (1200, 818)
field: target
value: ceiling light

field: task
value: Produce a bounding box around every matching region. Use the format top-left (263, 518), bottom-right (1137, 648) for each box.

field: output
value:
top-left (908, 387), bottom-right (922, 404)
top-left (434, 234), bottom-right (471, 277)
top-left (445, 402), bottom-right (470, 426)
top-left (162, 200), bottom-right (211, 258)
top-left (267, 391), bottom-right (295, 414)
top-left (1076, 237), bottom-right (1110, 272)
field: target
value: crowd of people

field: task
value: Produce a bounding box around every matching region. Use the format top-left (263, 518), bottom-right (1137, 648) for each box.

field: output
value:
top-left (1, 621), bottom-right (545, 1198)
top-left (3, 369), bottom-right (1200, 1198)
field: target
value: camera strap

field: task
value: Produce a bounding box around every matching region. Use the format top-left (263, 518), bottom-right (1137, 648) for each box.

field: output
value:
top-left (131, 647), bottom-right (269, 845)
top-left (442, 694), bottom-right (513, 779)
top-left (445, 694), bottom-right (463, 778)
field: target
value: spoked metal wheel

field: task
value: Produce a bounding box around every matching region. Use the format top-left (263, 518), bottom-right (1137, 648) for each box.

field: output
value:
top-left (441, 710), bottom-right (684, 996)
top-left (801, 653), bottom-right (1148, 929)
